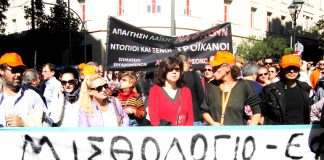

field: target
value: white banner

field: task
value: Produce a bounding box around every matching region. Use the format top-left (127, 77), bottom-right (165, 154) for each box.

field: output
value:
top-left (1, 125), bottom-right (324, 160)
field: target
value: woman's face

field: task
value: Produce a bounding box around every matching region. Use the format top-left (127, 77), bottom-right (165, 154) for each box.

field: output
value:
top-left (166, 66), bottom-right (181, 83)
top-left (61, 73), bottom-right (77, 93)
top-left (89, 78), bottom-right (108, 100)
top-left (119, 76), bottom-right (133, 89)
top-left (204, 66), bottom-right (213, 79)
top-left (213, 64), bottom-right (228, 80)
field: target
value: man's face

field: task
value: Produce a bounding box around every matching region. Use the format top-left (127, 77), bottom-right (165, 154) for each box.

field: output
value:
top-left (264, 58), bottom-right (273, 68)
top-left (1, 65), bottom-right (25, 90)
top-left (319, 60), bottom-right (324, 71)
top-left (42, 65), bottom-right (54, 81)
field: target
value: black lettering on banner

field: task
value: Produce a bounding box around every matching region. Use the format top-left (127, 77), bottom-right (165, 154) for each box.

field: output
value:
top-left (285, 133), bottom-right (303, 159)
top-left (73, 140), bottom-right (78, 160)
top-left (190, 134), bottom-right (207, 160)
top-left (22, 134), bottom-right (60, 160)
top-left (164, 138), bottom-right (186, 160)
top-left (242, 136), bottom-right (255, 160)
top-left (141, 137), bottom-right (160, 160)
top-left (110, 136), bottom-right (133, 160)
top-left (234, 136), bottom-right (240, 160)
top-left (87, 136), bottom-right (104, 160)
top-left (214, 135), bottom-right (231, 160)
top-left (310, 133), bottom-right (324, 159)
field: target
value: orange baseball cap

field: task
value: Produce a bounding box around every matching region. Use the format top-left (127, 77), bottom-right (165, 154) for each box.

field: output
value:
top-left (280, 54), bottom-right (301, 69)
top-left (82, 64), bottom-right (97, 76)
top-left (209, 51), bottom-right (235, 66)
top-left (0, 52), bottom-right (26, 67)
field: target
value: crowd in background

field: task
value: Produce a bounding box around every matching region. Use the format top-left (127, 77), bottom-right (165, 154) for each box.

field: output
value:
top-left (0, 51), bottom-right (323, 127)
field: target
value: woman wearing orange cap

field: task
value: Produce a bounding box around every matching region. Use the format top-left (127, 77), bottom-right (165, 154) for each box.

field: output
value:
top-left (200, 51), bottom-right (261, 125)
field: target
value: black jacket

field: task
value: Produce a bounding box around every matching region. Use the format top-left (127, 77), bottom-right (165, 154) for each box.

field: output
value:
top-left (260, 80), bottom-right (312, 125)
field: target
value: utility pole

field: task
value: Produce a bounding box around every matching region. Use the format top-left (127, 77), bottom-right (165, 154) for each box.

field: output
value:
top-left (68, 0), bottom-right (72, 64)
top-left (171, 0), bottom-right (176, 36)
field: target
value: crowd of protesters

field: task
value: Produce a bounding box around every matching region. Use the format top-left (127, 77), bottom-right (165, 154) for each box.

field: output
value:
top-left (0, 51), bottom-right (323, 127)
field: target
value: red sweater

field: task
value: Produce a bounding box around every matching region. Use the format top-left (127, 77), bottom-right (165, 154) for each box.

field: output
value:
top-left (148, 85), bottom-right (194, 126)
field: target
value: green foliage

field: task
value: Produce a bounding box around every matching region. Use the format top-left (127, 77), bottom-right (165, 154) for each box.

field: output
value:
top-left (0, 0), bottom-right (9, 34)
top-left (316, 18), bottom-right (324, 52)
top-left (24, 0), bottom-right (81, 32)
top-left (236, 36), bottom-right (289, 62)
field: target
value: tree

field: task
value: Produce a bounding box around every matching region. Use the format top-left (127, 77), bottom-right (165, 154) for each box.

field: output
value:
top-left (0, 0), bottom-right (9, 34)
top-left (236, 36), bottom-right (289, 62)
top-left (315, 18), bottom-right (324, 53)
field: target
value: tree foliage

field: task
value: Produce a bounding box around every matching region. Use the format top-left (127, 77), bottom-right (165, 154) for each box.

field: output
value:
top-left (0, 0), bottom-right (9, 34)
top-left (24, 0), bottom-right (80, 32)
top-left (236, 36), bottom-right (289, 62)
top-left (315, 18), bottom-right (324, 52)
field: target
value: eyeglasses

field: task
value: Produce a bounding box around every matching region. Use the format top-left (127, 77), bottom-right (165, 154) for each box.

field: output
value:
top-left (264, 62), bottom-right (273, 65)
top-left (90, 84), bottom-right (108, 92)
top-left (204, 68), bottom-right (212, 72)
top-left (258, 73), bottom-right (268, 76)
top-left (61, 79), bottom-right (76, 86)
top-left (283, 67), bottom-right (300, 72)
top-left (212, 64), bottom-right (226, 72)
top-left (6, 67), bottom-right (25, 74)
top-left (168, 67), bottom-right (181, 72)
top-left (319, 63), bottom-right (324, 66)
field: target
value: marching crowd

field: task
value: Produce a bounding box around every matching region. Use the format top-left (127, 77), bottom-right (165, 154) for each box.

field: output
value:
top-left (0, 51), bottom-right (323, 127)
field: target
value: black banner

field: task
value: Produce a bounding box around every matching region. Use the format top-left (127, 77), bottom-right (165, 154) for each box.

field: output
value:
top-left (107, 16), bottom-right (232, 71)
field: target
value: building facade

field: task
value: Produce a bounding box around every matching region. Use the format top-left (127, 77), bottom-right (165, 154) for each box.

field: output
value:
top-left (4, 0), bottom-right (324, 65)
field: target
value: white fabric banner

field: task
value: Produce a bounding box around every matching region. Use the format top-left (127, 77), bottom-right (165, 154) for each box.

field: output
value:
top-left (1, 125), bottom-right (324, 160)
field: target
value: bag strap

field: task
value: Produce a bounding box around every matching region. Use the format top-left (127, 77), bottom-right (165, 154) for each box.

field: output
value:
top-left (176, 88), bottom-right (182, 126)
top-left (111, 97), bottom-right (122, 126)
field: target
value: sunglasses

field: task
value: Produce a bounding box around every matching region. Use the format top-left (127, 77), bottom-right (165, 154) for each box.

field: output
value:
top-left (319, 63), bottom-right (324, 66)
top-left (61, 79), bottom-right (76, 86)
top-left (204, 68), bottom-right (212, 72)
top-left (264, 62), bottom-right (273, 65)
top-left (6, 67), bottom-right (25, 74)
top-left (258, 72), bottom-right (268, 76)
top-left (168, 67), bottom-right (181, 72)
top-left (90, 84), bottom-right (108, 92)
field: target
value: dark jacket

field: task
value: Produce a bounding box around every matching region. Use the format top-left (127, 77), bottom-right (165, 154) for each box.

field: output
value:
top-left (260, 80), bottom-right (312, 125)
top-left (182, 71), bottom-right (205, 122)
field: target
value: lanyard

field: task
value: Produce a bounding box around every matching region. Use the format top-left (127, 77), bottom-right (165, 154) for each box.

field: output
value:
top-left (220, 82), bottom-right (236, 125)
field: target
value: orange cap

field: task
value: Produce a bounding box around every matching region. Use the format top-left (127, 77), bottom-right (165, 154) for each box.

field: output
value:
top-left (209, 51), bottom-right (235, 66)
top-left (0, 52), bottom-right (26, 67)
top-left (78, 63), bottom-right (86, 70)
top-left (82, 64), bottom-right (97, 76)
top-left (280, 54), bottom-right (301, 69)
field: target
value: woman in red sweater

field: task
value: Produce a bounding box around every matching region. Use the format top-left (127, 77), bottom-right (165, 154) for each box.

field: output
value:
top-left (148, 55), bottom-right (194, 126)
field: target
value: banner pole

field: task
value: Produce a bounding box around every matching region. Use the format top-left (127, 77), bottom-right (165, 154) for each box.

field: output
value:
top-left (171, 0), bottom-right (176, 36)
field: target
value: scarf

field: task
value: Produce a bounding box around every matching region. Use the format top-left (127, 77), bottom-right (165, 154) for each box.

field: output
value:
top-left (65, 87), bottom-right (80, 104)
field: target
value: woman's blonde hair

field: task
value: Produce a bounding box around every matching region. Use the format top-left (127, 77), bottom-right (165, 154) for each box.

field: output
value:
top-left (79, 74), bottom-right (102, 116)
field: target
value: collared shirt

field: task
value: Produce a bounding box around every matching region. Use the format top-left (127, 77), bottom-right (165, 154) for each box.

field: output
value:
top-left (43, 77), bottom-right (61, 107)
top-left (0, 87), bottom-right (47, 127)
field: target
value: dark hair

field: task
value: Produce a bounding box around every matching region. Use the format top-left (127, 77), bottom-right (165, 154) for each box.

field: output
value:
top-left (43, 63), bottom-right (56, 72)
top-left (154, 55), bottom-right (183, 87)
top-left (230, 65), bottom-right (241, 80)
top-left (60, 67), bottom-right (80, 81)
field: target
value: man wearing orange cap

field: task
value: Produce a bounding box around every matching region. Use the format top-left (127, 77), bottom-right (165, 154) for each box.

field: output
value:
top-left (0, 52), bottom-right (47, 127)
top-left (260, 54), bottom-right (312, 125)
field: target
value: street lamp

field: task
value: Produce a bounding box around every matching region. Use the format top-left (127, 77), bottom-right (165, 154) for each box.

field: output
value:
top-left (288, 0), bottom-right (304, 51)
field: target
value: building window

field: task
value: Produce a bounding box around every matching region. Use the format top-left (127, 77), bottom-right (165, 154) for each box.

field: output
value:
top-left (251, 7), bottom-right (257, 28)
top-left (267, 12), bottom-right (272, 32)
top-left (147, 5), bottom-right (151, 13)
top-left (224, 0), bottom-right (232, 22)
top-left (157, 5), bottom-right (161, 13)
top-left (118, 0), bottom-right (124, 16)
